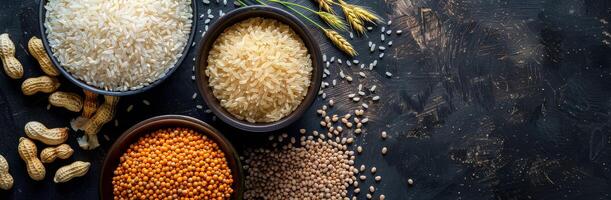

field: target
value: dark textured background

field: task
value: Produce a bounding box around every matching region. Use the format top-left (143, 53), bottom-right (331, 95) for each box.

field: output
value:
top-left (1, 0), bottom-right (611, 199)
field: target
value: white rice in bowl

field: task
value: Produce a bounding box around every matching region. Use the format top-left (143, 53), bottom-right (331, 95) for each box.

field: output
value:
top-left (44, 0), bottom-right (193, 91)
top-left (206, 17), bottom-right (313, 123)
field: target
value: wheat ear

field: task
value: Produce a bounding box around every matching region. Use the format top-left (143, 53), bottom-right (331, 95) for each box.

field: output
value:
top-left (323, 29), bottom-right (357, 56)
top-left (351, 5), bottom-right (382, 23)
top-left (316, 0), bottom-right (334, 13)
top-left (317, 11), bottom-right (348, 31)
top-left (338, 0), bottom-right (365, 34)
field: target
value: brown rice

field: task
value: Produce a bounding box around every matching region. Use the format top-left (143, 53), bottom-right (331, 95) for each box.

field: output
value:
top-left (206, 17), bottom-right (312, 123)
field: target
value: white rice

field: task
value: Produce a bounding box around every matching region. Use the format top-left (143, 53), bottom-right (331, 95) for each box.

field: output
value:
top-left (44, 0), bottom-right (193, 91)
top-left (206, 17), bottom-right (312, 123)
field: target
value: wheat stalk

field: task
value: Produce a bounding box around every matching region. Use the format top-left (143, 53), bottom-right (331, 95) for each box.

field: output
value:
top-left (272, 0), bottom-right (347, 32)
top-left (351, 4), bottom-right (382, 23)
top-left (265, 0), bottom-right (358, 56)
top-left (323, 29), bottom-right (357, 56)
top-left (317, 11), bottom-right (347, 31)
top-left (315, 0), bottom-right (334, 13)
top-left (337, 0), bottom-right (365, 34)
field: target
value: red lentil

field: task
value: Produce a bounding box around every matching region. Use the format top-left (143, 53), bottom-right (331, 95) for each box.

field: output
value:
top-left (112, 127), bottom-right (233, 200)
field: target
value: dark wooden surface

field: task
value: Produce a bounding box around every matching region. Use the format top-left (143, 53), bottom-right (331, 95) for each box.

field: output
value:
top-left (1, 0), bottom-right (611, 199)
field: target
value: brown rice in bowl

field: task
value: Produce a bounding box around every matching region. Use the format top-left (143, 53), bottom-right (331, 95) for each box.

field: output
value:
top-left (206, 17), bottom-right (313, 123)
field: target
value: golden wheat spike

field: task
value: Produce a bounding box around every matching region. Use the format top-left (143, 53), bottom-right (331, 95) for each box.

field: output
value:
top-left (315, 0), bottom-right (334, 13)
top-left (317, 11), bottom-right (348, 31)
top-left (340, 4), bottom-right (365, 34)
top-left (323, 29), bottom-right (357, 56)
top-left (351, 4), bottom-right (382, 23)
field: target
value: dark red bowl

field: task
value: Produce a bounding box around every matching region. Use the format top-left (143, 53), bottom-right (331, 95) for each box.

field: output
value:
top-left (195, 5), bottom-right (323, 133)
top-left (99, 115), bottom-right (243, 199)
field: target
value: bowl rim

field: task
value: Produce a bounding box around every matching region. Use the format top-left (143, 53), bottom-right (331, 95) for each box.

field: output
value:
top-left (99, 115), bottom-right (244, 199)
top-left (38, 0), bottom-right (198, 96)
top-left (195, 5), bottom-right (323, 133)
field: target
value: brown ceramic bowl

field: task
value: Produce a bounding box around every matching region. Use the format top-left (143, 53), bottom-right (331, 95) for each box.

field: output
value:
top-left (195, 5), bottom-right (323, 132)
top-left (99, 115), bottom-right (243, 199)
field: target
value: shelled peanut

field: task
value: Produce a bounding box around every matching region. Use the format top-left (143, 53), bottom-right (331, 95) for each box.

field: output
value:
top-left (49, 91), bottom-right (83, 112)
top-left (54, 161), bottom-right (90, 183)
top-left (25, 121), bottom-right (68, 145)
top-left (0, 154), bottom-right (13, 190)
top-left (79, 95), bottom-right (119, 150)
top-left (0, 33), bottom-right (24, 79)
top-left (83, 96), bottom-right (119, 135)
top-left (82, 89), bottom-right (98, 118)
top-left (83, 95), bottom-right (119, 136)
top-left (40, 144), bottom-right (74, 164)
top-left (28, 36), bottom-right (59, 76)
top-left (18, 137), bottom-right (45, 181)
top-left (21, 76), bottom-right (60, 96)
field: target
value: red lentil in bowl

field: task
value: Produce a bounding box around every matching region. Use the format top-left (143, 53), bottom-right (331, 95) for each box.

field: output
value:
top-left (112, 127), bottom-right (233, 199)
top-left (100, 115), bottom-right (243, 200)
